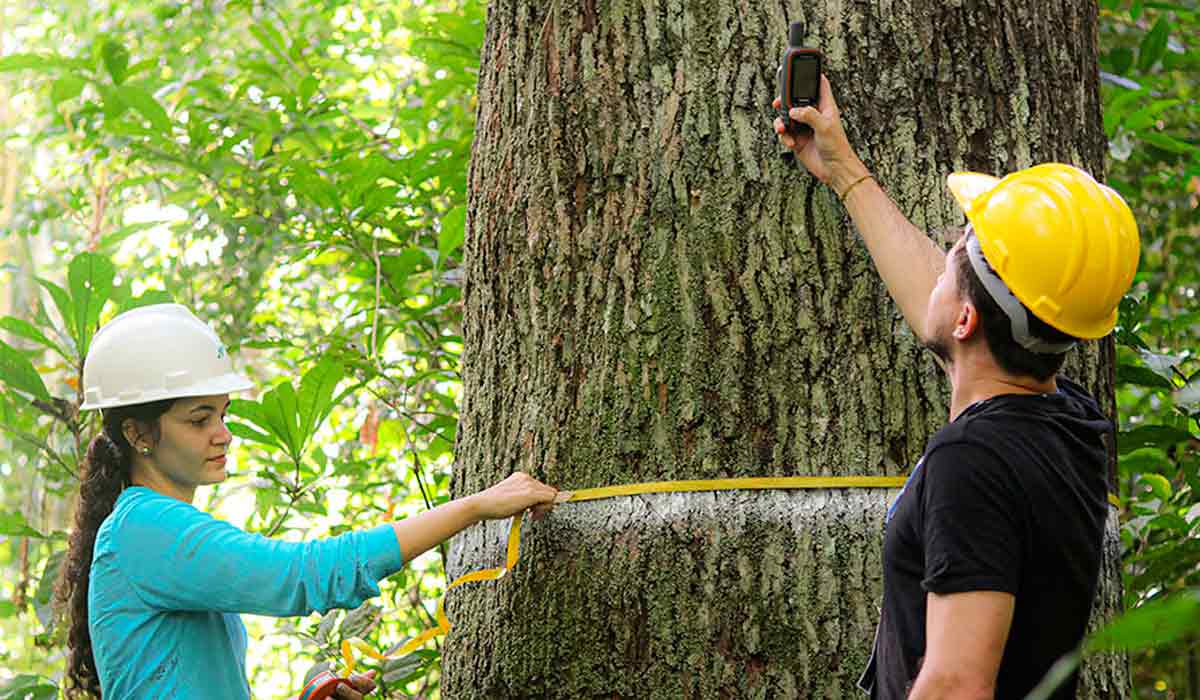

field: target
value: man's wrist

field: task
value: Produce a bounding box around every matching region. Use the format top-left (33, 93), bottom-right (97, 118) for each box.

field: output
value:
top-left (829, 159), bottom-right (871, 196)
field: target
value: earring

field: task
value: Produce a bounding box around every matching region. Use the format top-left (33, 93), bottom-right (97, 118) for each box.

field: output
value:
top-left (141, 447), bottom-right (152, 456)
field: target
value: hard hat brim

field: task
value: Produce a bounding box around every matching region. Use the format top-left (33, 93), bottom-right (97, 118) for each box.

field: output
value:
top-left (947, 172), bottom-right (1001, 216)
top-left (79, 372), bottom-right (254, 411)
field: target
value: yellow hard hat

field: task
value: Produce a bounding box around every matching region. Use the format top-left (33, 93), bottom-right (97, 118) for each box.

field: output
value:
top-left (947, 163), bottom-right (1140, 342)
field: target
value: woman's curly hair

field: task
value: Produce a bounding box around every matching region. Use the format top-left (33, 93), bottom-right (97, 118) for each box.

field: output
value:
top-left (54, 399), bottom-right (174, 698)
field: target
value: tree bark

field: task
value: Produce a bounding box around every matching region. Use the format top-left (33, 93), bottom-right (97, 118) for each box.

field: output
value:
top-left (448, 0), bottom-right (1127, 697)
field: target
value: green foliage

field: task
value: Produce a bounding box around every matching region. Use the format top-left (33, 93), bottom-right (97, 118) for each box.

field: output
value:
top-left (0, 674), bottom-right (58, 700)
top-left (0, 0), bottom-right (1194, 697)
top-left (0, 0), bottom-right (484, 695)
top-left (1099, 1), bottom-right (1200, 696)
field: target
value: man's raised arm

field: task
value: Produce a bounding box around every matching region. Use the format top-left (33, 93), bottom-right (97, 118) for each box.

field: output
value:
top-left (773, 76), bottom-right (946, 343)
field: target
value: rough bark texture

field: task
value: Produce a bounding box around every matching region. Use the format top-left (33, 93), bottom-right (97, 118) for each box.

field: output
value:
top-left (448, 0), bottom-right (1128, 696)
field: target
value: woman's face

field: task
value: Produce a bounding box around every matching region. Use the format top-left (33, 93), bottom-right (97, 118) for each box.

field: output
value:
top-left (134, 394), bottom-right (233, 500)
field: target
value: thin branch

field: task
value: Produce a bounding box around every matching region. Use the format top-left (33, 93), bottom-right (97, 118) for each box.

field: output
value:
top-left (0, 424), bottom-right (78, 479)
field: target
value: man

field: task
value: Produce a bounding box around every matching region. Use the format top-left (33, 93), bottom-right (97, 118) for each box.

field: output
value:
top-left (772, 77), bottom-right (1139, 699)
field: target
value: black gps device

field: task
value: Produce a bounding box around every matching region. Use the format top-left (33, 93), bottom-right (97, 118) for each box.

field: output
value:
top-left (776, 23), bottom-right (822, 135)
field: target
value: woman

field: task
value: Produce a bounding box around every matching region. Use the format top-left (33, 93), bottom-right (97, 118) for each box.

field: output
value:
top-left (54, 304), bottom-right (560, 699)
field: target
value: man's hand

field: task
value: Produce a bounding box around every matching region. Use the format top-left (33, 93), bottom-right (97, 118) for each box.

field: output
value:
top-left (772, 75), bottom-right (870, 194)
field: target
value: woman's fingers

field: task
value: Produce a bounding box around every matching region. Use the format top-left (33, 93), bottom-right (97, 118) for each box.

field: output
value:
top-left (333, 671), bottom-right (377, 699)
top-left (474, 471), bottom-right (562, 520)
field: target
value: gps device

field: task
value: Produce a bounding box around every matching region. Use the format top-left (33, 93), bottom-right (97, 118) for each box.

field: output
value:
top-left (776, 23), bottom-right (821, 135)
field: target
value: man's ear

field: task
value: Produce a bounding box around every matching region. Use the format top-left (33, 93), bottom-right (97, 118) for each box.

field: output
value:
top-left (953, 301), bottom-right (982, 342)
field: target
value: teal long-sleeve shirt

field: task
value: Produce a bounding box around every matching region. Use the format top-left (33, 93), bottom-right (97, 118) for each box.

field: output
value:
top-left (89, 486), bottom-right (405, 699)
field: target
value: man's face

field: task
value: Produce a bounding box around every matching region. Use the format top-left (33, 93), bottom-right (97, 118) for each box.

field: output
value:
top-left (923, 235), bottom-right (969, 364)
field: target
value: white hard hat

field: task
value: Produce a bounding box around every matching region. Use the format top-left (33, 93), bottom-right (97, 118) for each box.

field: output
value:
top-left (80, 304), bottom-right (253, 411)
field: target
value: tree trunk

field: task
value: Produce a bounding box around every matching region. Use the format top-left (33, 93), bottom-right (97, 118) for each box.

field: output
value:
top-left (448, 0), bottom-right (1127, 697)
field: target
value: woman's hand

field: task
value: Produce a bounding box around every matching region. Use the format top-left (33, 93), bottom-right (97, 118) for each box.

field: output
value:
top-left (291, 669), bottom-right (377, 700)
top-left (333, 670), bottom-right (377, 700)
top-left (468, 471), bottom-right (565, 521)
top-left (389, 471), bottom-right (566, 562)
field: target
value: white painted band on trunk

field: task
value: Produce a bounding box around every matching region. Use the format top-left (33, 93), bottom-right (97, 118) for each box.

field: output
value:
top-left (448, 488), bottom-right (899, 579)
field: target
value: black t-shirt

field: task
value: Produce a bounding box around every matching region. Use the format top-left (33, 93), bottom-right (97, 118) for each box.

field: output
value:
top-left (859, 377), bottom-right (1111, 699)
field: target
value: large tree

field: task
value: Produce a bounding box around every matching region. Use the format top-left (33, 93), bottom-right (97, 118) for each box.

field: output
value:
top-left (446, 0), bottom-right (1127, 697)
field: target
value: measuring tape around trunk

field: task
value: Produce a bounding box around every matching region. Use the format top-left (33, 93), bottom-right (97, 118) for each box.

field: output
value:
top-left (333, 476), bottom-right (1122, 677)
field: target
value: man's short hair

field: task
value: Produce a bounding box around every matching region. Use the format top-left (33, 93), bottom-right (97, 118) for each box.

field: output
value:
top-left (953, 232), bottom-right (1078, 381)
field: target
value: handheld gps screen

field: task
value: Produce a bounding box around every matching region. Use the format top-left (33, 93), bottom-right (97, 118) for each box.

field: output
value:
top-left (790, 56), bottom-right (820, 105)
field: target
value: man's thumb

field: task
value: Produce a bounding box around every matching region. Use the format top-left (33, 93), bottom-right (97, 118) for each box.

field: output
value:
top-left (789, 106), bottom-right (820, 129)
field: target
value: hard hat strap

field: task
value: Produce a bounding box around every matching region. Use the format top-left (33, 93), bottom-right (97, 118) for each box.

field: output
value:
top-left (965, 233), bottom-right (1076, 355)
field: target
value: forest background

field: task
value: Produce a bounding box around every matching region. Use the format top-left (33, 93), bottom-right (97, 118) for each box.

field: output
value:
top-left (0, 0), bottom-right (1196, 697)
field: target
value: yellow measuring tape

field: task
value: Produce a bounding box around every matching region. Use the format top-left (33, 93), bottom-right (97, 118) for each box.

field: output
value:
top-left (337, 476), bottom-right (1123, 674)
top-left (338, 475), bottom-right (905, 673)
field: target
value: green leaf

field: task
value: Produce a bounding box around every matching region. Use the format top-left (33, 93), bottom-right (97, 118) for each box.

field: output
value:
top-left (248, 21), bottom-right (290, 65)
top-left (0, 317), bottom-right (70, 362)
top-left (0, 674), bottom-right (58, 700)
top-left (1146, 513), bottom-right (1190, 533)
top-left (298, 75), bottom-right (319, 105)
top-left (37, 277), bottom-right (76, 345)
top-left (340, 601), bottom-right (381, 640)
top-left (297, 358), bottom-right (344, 444)
top-left (116, 289), bottom-right (174, 315)
top-left (100, 38), bottom-right (130, 84)
top-left (68, 253), bottom-right (116, 360)
top-left (1119, 425), bottom-right (1193, 453)
top-left (1087, 590), bottom-right (1200, 652)
top-left (256, 382), bottom-right (303, 459)
top-left (0, 54), bottom-right (60, 72)
top-left (254, 132), bottom-right (273, 159)
top-left (96, 83), bottom-right (130, 120)
top-left (1116, 363), bottom-right (1175, 390)
top-left (34, 549), bottom-right (64, 632)
top-left (380, 649), bottom-right (431, 685)
top-left (51, 75), bottom-right (86, 106)
top-left (1107, 47), bottom-right (1134, 75)
top-left (0, 340), bottom-right (52, 401)
top-left (439, 205), bottom-right (467, 259)
top-left (1103, 89), bottom-right (1148, 136)
top-left (1136, 17), bottom-right (1169, 71)
top-left (1141, 131), bottom-right (1194, 154)
top-left (0, 510), bottom-right (46, 538)
top-left (1118, 447), bottom-right (1171, 475)
top-left (227, 420), bottom-right (283, 450)
top-left (1137, 472), bottom-right (1172, 502)
top-left (230, 397), bottom-right (295, 457)
top-left (1124, 99), bottom-right (1182, 132)
top-left (119, 85), bottom-right (172, 133)
top-left (301, 662), bottom-right (335, 690)
top-left (96, 220), bottom-right (165, 252)
top-left (384, 247), bottom-right (431, 293)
